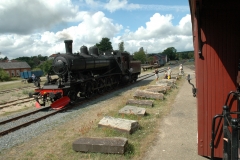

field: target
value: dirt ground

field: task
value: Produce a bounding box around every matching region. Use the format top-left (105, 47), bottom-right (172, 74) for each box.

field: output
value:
top-left (0, 66), bottom-right (205, 160)
top-left (0, 88), bottom-right (35, 116)
top-left (0, 76), bottom-right (53, 116)
top-left (142, 66), bottom-right (207, 160)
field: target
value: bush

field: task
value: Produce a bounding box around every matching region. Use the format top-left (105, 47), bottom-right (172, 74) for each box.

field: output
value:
top-left (0, 68), bottom-right (11, 81)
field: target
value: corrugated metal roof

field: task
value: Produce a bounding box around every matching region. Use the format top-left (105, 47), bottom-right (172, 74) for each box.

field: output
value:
top-left (0, 62), bottom-right (31, 69)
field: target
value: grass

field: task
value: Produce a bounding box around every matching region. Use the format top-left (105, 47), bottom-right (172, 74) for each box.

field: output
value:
top-left (0, 77), bottom-right (48, 91)
top-left (0, 82), bottom-right (33, 91)
top-left (0, 105), bottom-right (33, 117)
top-left (0, 100), bottom-right (6, 103)
top-left (25, 151), bottom-right (35, 157)
top-left (59, 75), bottom-right (183, 160)
top-left (0, 101), bottom-right (35, 117)
top-left (0, 66), bottom-right (189, 160)
top-left (22, 89), bottom-right (32, 95)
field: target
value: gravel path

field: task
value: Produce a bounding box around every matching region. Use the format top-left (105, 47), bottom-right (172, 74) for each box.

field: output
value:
top-left (142, 66), bottom-right (206, 160)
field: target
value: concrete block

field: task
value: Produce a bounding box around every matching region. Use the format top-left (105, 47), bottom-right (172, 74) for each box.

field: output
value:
top-left (72, 137), bottom-right (128, 154)
top-left (98, 116), bottom-right (139, 134)
top-left (147, 85), bottom-right (171, 90)
top-left (145, 87), bottom-right (166, 94)
top-left (159, 79), bottom-right (176, 84)
top-left (119, 105), bottom-right (146, 116)
top-left (156, 81), bottom-right (175, 88)
top-left (126, 99), bottom-right (154, 107)
top-left (134, 89), bottom-right (164, 100)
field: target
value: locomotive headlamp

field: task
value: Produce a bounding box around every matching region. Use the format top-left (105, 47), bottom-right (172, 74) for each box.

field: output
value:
top-left (53, 58), bottom-right (68, 75)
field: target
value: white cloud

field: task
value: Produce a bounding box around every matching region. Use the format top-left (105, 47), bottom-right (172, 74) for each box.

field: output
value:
top-left (57, 11), bottom-right (123, 47)
top-left (81, 0), bottom-right (188, 13)
top-left (140, 4), bottom-right (189, 12)
top-left (104, 0), bottom-right (140, 12)
top-left (83, 0), bottom-right (140, 12)
top-left (0, 0), bottom-right (78, 34)
top-left (0, 0), bottom-right (193, 60)
top-left (115, 13), bottom-right (193, 53)
top-left (0, 11), bottom-right (123, 59)
top-left (131, 13), bottom-right (175, 40)
top-left (177, 14), bottom-right (192, 35)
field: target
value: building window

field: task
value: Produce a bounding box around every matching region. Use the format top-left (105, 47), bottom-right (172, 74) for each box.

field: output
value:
top-left (16, 70), bottom-right (20, 76)
top-left (11, 70), bottom-right (15, 77)
top-left (6, 71), bottom-right (10, 76)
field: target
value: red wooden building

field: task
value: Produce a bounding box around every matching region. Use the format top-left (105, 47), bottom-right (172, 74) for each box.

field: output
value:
top-left (0, 61), bottom-right (31, 77)
top-left (147, 54), bottom-right (167, 66)
top-left (189, 0), bottom-right (240, 158)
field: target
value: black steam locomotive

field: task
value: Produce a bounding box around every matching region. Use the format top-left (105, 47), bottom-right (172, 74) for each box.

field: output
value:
top-left (31, 40), bottom-right (141, 109)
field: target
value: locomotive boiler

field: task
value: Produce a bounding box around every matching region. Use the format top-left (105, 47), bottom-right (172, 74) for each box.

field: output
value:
top-left (31, 40), bottom-right (141, 109)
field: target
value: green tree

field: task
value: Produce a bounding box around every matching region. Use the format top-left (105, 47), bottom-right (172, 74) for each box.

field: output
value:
top-left (0, 68), bottom-right (10, 81)
top-left (188, 51), bottom-right (194, 59)
top-left (177, 51), bottom-right (194, 60)
top-left (118, 41), bottom-right (124, 52)
top-left (139, 47), bottom-right (144, 52)
top-left (162, 47), bottom-right (177, 60)
top-left (96, 37), bottom-right (113, 52)
top-left (37, 59), bottom-right (53, 74)
top-left (32, 56), bottom-right (40, 65)
top-left (133, 47), bottom-right (147, 63)
top-left (3, 56), bottom-right (8, 60)
top-left (146, 55), bottom-right (154, 64)
top-left (14, 56), bottom-right (48, 69)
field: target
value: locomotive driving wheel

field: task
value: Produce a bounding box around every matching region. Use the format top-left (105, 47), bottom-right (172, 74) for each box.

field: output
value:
top-left (97, 79), bottom-right (105, 94)
top-left (67, 90), bottom-right (77, 103)
top-left (85, 82), bottom-right (93, 99)
top-left (105, 77), bottom-right (112, 91)
top-left (133, 75), bottom-right (138, 82)
top-left (112, 76), bottom-right (119, 88)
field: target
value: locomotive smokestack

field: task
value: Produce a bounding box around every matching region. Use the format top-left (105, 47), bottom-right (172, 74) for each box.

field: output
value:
top-left (64, 40), bottom-right (73, 54)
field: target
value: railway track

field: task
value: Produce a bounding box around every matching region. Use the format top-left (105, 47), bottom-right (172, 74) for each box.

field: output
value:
top-left (0, 86), bottom-right (35, 95)
top-left (0, 69), bottom-right (164, 137)
top-left (0, 97), bottom-right (35, 109)
top-left (0, 107), bottom-right (59, 136)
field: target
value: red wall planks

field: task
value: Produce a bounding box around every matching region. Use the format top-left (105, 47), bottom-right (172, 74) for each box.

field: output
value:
top-left (190, 0), bottom-right (240, 158)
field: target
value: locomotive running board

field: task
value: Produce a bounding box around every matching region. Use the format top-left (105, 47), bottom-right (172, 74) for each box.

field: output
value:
top-left (50, 96), bottom-right (70, 110)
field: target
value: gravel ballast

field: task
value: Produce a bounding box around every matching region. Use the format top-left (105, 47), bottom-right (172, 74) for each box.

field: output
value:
top-left (0, 75), bottom-right (155, 153)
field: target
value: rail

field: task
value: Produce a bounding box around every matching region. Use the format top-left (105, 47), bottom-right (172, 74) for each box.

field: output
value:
top-left (0, 86), bottom-right (35, 95)
top-left (0, 97), bottom-right (34, 109)
top-left (0, 71), bottom-right (158, 137)
top-left (0, 65), bottom-right (174, 137)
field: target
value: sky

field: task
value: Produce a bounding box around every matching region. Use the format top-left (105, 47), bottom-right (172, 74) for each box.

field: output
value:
top-left (0, 0), bottom-right (193, 60)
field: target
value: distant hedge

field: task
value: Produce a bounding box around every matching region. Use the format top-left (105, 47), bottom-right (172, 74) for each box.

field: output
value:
top-left (0, 68), bottom-right (10, 81)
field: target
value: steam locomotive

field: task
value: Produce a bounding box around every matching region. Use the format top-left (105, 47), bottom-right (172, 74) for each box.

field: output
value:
top-left (30, 40), bottom-right (141, 109)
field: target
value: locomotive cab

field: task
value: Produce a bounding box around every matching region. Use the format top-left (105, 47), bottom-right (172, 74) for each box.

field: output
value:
top-left (111, 50), bottom-right (140, 83)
